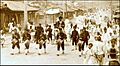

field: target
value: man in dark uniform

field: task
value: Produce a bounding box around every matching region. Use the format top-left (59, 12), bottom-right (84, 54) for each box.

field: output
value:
top-left (22, 29), bottom-right (31, 55)
top-left (56, 28), bottom-right (66, 56)
top-left (46, 25), bottom-right (52, 44)
top-left (35, 23), bottom-right (44, 45)
top-left (38, 31), bottom-right (47, 55)
top-left (56, 16), bottom-right (65, 30)
top-left (11, 29), bottom-right (20, 55)
top-left (81, 27), bottom-right (90, 51)
top-left (71, 25), bottom-right (79, 51)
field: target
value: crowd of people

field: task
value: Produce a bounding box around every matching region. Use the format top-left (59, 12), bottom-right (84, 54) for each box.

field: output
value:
top-left (0, 14), bottom-right (119, 65)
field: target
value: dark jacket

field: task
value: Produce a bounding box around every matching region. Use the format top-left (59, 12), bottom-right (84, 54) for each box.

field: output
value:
top-left (35, 26), bottom-right (44, 40)
top-left (39, 33), bottom-right (47, 41)
top-left (55, 21), bottom-right (65, 29)
top-left (46, 27), bottom-right (52, 36)
top-left (22, 32), bottom-right (31, 41)
top-left (12, 32), bottom-right (20, 40)
top-left (81, 30), bottom-right (90, 41)
top-left (12, 32), bottom-right (20, 44)
top-left (57, 31), bottom-right (66, 40)
top-left (71, 30), bottom-right (79, 40)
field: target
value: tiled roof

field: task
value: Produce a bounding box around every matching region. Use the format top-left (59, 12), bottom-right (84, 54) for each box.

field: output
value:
top-left (1, 1), bottom-right (39, 11)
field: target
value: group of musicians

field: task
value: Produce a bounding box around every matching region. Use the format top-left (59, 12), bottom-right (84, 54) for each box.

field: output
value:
top-left (0, 16), bottom-right (119, 65)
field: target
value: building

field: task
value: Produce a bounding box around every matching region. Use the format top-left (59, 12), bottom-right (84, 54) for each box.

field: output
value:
top-left (0, 1), bottom-right (39, 30)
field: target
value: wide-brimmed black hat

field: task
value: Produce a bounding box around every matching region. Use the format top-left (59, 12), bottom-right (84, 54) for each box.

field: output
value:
top-left (39, 23), bottom-right (41, 26)
top-left (59, 27), bottom-right (62, 30)
top-left (59, 16), bottom-right (63, 19)
top-left (24, 29), bottom-right (29, 31)
top-left (104, 27), bottom-right (107, 30)
top-left (83, 27), bottom-right (86, 29)
top-left (73, 25), bottom-right (77, 29)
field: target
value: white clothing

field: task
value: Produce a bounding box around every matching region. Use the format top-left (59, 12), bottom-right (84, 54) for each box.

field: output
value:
top-left (27, 22), bottom-right (35, 30)
top-left (102, 33), bottom-right (110, 44)
top-left (83, 47), bottom-right (97, 64)
top-left (107, 27), bottom-right (113, 34)
top-left (8, 23), bottom-right (13, 33)
top-left (94, 41), bottom-right (105, 55)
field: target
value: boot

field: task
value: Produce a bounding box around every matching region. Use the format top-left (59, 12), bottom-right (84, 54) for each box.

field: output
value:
top-left (44, 49), bottom-right (46, 54)
top-left (36, 44), bottom-right (38, 49)
top-left (57, 51), bottom-right (60, 56)
top-left (38, 49), bottom-right (41, 55)
top-left (11, 49), bottom-right (14, 55)
top-left (71, 46), bottom-right (74, 51)
top-left (2, 44), bottom-right (4, 48)
top-left (75, 45), bottom-right (77, 50)
top-left (62, 50), bottom-right (64, 54)
top-left (18, 49), bottom-right (20, 54)
top-left (79, 51), bottom-right (81, 57)
top-left (25, 49), bottom-right (29, 55)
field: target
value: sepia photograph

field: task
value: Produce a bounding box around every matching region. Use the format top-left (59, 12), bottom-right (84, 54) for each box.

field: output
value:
top-left (0, 0), bottom-right (120, 65)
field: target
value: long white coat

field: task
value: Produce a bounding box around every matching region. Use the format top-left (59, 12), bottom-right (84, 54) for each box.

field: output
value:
top-left (83, 47), bottom-right (98, 64)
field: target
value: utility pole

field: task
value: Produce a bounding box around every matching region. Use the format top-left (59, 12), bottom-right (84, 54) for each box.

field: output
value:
top-left (24, 0), bottom-right (28, 29)
top-left (44, 0), bottom-right (47, 25)
top-left (110, 0), bottom-right (113, 20)
top-left (65, 0), bottom-right (68, 18)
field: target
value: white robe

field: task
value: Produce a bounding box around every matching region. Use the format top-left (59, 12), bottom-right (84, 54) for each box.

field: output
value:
top-left (102, 32), bottom-right (109, 44)
top-left (94, 41), bottom-right (106, 65)
top-left (83, 47), bottom-right (97, 64)
top-left (94, 41), bottom-right (105, 55)
top-left (8, 22), bottom-right (13, 33)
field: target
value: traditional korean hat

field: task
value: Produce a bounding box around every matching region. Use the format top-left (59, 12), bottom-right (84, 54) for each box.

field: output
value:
top-left (59, 27), bottom-right (62, 31)
top-left (59, 16), bottom-right (63, 20)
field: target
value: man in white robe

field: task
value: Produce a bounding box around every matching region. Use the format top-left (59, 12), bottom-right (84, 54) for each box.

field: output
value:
top-left (83, 43), bottom-right (97, 64)
top-left (94, 36), bottom-right (105, 65)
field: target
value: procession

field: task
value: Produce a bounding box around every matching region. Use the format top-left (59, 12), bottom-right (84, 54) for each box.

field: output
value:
top-left (0, 0), bottom-right (120, 65)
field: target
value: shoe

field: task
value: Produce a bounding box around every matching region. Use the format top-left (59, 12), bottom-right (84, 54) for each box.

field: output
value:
top-left (2, 44), bottom-right (4, 48)
top-left (44, 52), bottom-right (47, 54)
top-left (25, 53), bottom-right (27, 55)
top-left (71, 49), bottom-right (74, 51)
top-left (11, 53), bottom-right (14, 55)
top-left (38, 53), bottom-right (41, 55)
top-left (57, 54), bottom-right (59, 56)
top-left (27, 51), bottom-right (29, 53)
top-left (79, 55), bottom-right (81, 57)
top-left (75, 48), bottom-right (77, 50)
top-left (62, 52), bottom-right (64, 54)
top-left (18, 52), bottom-right (20, 54)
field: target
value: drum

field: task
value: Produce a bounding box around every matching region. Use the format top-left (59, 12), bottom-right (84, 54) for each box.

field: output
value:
top-left (24, 40), bottom-right (30, 45)
top-left (57, 39), bottom-right (63, 44)
top-left (38, 40), bottom-right (44, 45)
top-left (12, 39), bottom-right (18, 45)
